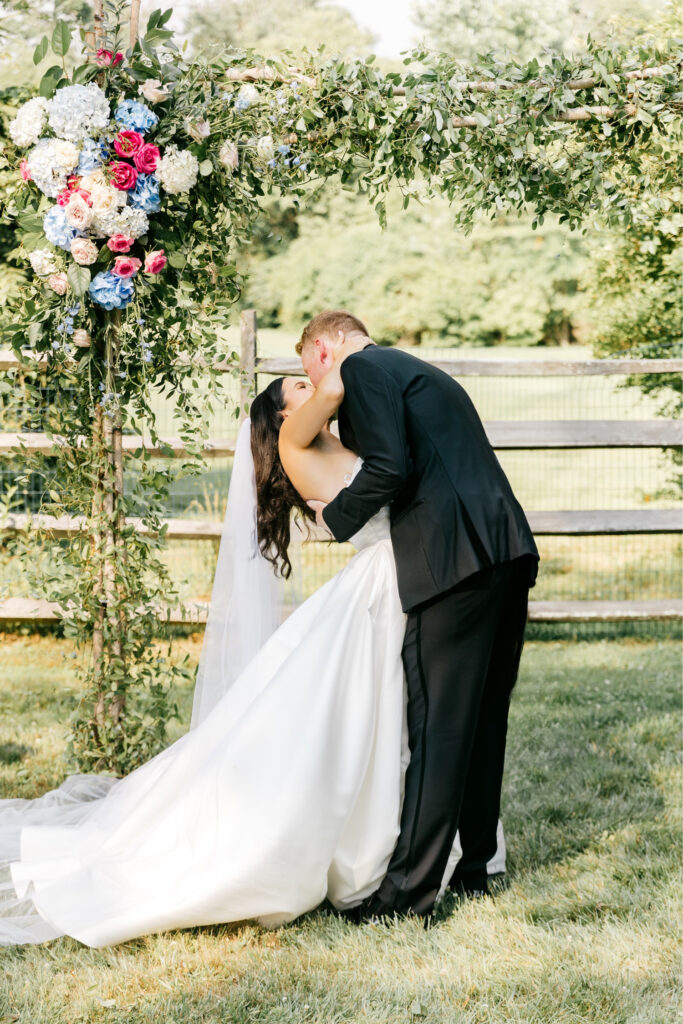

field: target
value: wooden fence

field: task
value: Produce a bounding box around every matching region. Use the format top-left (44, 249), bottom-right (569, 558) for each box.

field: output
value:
top-left (1, 308), bottom-right (682, 625)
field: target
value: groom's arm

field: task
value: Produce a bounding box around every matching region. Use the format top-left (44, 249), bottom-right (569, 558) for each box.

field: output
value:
top-left (323, 354), bottom-right (411, 543)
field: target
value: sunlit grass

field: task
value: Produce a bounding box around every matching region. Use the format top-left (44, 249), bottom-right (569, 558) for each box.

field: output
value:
top-left (0, 637), bottom-right (680, 1023)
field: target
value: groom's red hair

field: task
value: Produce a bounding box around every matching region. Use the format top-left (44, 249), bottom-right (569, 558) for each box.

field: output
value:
top-left (297, 310), bottom-right (369, 357)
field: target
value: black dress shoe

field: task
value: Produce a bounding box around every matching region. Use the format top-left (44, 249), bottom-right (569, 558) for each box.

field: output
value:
top-left (339, 893), bottom-right (397, 924)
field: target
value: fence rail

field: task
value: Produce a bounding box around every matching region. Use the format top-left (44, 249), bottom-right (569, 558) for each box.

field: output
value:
top-left (1, 420), bottom-right (680, 457)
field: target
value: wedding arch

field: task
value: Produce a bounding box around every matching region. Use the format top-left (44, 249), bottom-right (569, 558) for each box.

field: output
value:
top-left (1, 0), bottom-right (680, 773)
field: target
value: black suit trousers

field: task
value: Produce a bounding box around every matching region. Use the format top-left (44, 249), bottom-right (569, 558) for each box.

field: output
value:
top-left (374, 555), bottom-right (532, 915)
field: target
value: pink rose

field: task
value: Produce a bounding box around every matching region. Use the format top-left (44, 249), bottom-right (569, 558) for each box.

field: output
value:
top-left (56, 188), bottom-right (72, 207)
top-left (70, 237), bottom-right (99, 266)
top-left (112, 256), bottom-right (142, 278)
top-left (20, 159), bottom-right (31, 181)
top-left (144, 249), bottom-right (167, 275)
top-left (107, 234), bottom-right (134, 253)
top-left (48, 273), bottom-right (68, 295)
top-left (133, 143), bottom-right (160, 174)
top-left (114, 130), bottom-right (144, 158)
top-left (96, 49), bottom-right (122, 66)
top-left (66, 174), bottom-right (81, 190)
top-left (109, 161), bottom-right (138, 191)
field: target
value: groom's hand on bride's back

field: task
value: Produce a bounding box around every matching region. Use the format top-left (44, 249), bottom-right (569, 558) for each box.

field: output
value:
top-left (307, 500), bottom-right (332, 535)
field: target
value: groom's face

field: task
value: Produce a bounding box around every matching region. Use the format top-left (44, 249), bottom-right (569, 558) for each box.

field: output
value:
top-left (301, 332), bottom-right (340, 387)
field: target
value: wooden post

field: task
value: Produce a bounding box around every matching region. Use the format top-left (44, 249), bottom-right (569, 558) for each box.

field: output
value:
top-left (129, 0), bottom-right (141, 49)
top-left (240, 309), bottom-right (257, 422)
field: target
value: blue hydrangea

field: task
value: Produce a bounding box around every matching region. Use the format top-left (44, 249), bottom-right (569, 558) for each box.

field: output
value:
top-left (88, 271), bottom-right (135, 310)
top-left (128, 172), bottom-right (161, 213)
top-left (114, 99), bottom-right (158, 135)
top-left (77, 137), bottom-right (108, 175)
top-left (43, 206), bottom-right (83, 251)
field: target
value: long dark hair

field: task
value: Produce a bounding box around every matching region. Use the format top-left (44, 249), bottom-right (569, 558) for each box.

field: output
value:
top-left (250, 378), bottom-right (315, 578)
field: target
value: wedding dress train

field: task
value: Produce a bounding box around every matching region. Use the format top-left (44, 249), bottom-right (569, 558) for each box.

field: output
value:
top-left (0, 465), bottom-right (504, 948)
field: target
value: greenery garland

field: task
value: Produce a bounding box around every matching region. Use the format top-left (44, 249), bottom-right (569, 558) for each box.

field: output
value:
top-left (0, 0), bottom-right (680, 773)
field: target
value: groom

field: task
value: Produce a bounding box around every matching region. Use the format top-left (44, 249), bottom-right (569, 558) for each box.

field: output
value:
top-left (299, 310), bottom-right (539, 919)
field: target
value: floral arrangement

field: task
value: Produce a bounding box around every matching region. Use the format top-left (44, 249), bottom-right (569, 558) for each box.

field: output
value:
top-left (10, 81), bottom-right (189, 314)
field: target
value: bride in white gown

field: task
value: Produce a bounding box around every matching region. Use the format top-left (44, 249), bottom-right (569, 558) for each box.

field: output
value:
top-left (0, 342), bottom-right (504, 948)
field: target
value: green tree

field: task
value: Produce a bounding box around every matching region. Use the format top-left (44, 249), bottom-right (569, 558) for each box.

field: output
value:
top-left (413, 0), bottom-right (669, 61)
top-left (184, 0), bottom-right (374, 59)
top-left (247, 191), bottom-right (590, 347)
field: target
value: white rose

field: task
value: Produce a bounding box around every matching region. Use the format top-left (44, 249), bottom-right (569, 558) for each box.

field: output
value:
top-left (139, 78), bottom-right (170, 104)
top-left (64, 194), bottom-right (92, 230)
top-left (29, 248), bottom-right (58, 277)
top-left (218, 139), bottom-right (239, 171)
top-left (256, 135), bottom-right (274, 162)
top-left (9, 97), bottom-right (49, 148)
top-left (70, 237), bottom-right (99, 265)
top-left (80, 169), bottom-right (107, 191)
top-left (89, 183), bottom-right (126, 215)
top-left (72, 329), bottom-right (91, 348)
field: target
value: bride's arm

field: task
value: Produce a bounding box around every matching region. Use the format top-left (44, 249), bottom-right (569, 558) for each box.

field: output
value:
top-left (279, 336), bottom-right (369, 452)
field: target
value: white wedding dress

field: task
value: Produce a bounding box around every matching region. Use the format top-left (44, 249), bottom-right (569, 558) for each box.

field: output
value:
top-left (0, 458), bottom-right (504, 948)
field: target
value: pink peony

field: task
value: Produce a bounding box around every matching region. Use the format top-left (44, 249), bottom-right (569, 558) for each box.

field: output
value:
top-left (109, 161), bottom-right (138, 191)
top-left (144, 249), bottom-right (167, 275)
top-left (47, 273), bottom-right (68, 295)
top-left (112, 256), bottom-right (142, 278)
top-left (107, 234), bottom-right (134, 253)
top-left (20, 159), bottom-right (31, 181)
top-left (133, 143), bottom-right (160, 174)
top-left (70, 237), bottom-right (99, 265)
top-left (114, 130), bottom-right (144, 158)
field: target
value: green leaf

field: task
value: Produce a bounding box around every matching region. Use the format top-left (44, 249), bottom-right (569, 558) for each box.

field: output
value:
top-left (67, 264), bottom-right (91, 297)
top-left (198, 159), bottom-right (213, 176)
top-left (39, 65), bottom-right (64, 99)
top-left (27, 322), bottom-right (43, 346)
top-left (33, 36), bottom-right (49, 65)
top-left (51, 20), bottom-right (72, 57)
top-left (434, 109), bottom-right (444, 131)
top-left (168, 251), bottom-right (187, 269)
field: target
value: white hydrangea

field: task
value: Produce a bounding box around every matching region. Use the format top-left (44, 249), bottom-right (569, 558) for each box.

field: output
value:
top-left (28, 248), bottom-right (58, 277)
top-left (9, 97), bottom-right (49, 148)
top-left (156, 144), bottom-right (199, 194)
top-left (47, 83), bottom-right (111, 143)
top-left (91, 204), bottom-right (149, 239)
top-left (26, 138), bottom-right (80, 198)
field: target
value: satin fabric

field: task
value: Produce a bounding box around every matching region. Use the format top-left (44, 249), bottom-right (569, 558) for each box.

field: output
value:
top-left (1, 497), bottom-right (504, 948)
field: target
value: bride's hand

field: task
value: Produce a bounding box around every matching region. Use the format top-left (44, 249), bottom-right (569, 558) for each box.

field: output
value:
top-left (333, 332), bottom-right (372, 366)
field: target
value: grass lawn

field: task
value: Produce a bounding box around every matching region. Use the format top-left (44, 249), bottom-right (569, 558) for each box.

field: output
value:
top-left (0, 635), bottom-right (680, 1023)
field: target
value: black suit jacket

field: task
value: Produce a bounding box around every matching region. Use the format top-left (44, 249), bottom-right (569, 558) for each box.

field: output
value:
top-left (322, 346), bottom-right (539, 612)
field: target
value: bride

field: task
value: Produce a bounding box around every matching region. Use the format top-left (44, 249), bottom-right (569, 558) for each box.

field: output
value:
top-left (0, 339), bottom-right (504, 948)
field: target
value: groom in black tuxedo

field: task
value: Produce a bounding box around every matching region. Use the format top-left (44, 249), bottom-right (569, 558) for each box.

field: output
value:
top-left (299, 310), bottom-right (539, 918)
